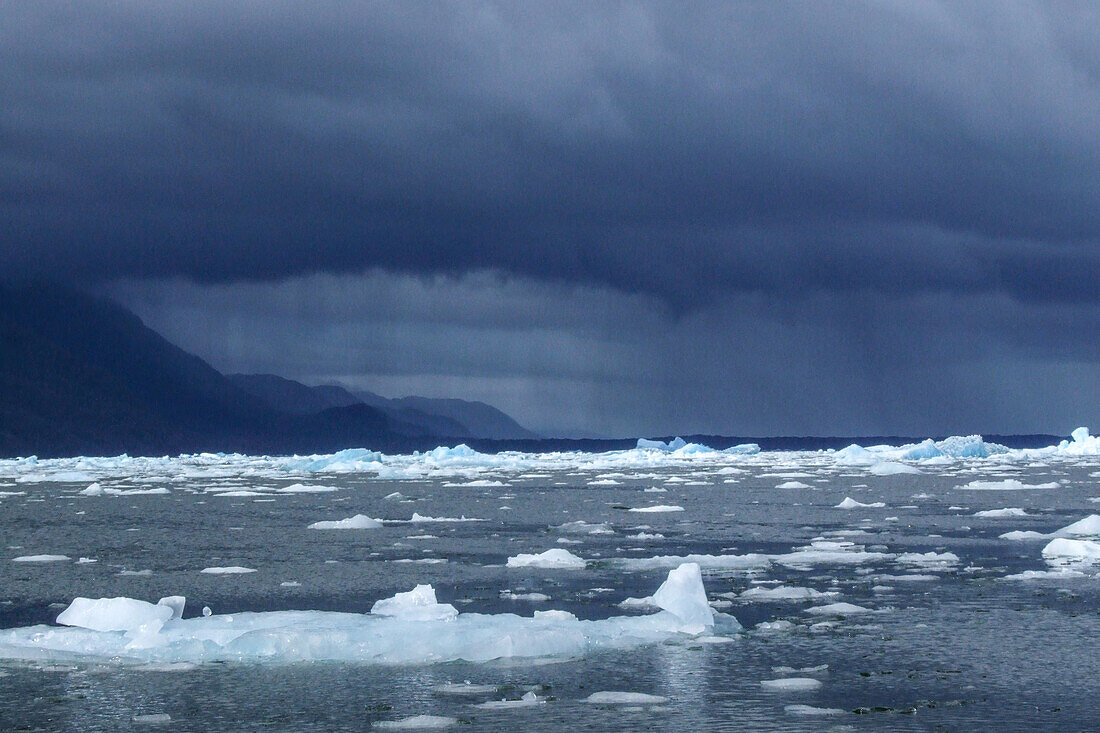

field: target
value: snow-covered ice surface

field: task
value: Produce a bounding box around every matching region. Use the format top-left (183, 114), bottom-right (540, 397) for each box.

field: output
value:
top-left (1, 430), bottom-right (1099, 730)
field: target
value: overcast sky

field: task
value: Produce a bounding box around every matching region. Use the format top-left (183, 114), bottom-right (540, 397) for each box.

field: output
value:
top-left (4, 1), bottom-right (1098, 436)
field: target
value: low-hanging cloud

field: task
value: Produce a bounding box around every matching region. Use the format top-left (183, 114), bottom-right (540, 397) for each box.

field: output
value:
top-left (2, 1), bottom-right (1099, 309)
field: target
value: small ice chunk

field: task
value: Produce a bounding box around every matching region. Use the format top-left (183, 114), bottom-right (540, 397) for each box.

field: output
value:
top-left (308, 514), bottom-right (384, 530)
top-left (835, 497), bottom-right (885, 509)
top-left (474, 691), bottom-right (545, 709)
top-left (974, 507), bottom-right (1029, 518)
top-left (585, 691), bottom-right (669, 704)
top-left (200, 566), bottom-right (256, 574)
top-left (57, 597), bottom-right (173, 632)
top-left (156, 596), bottom-right (186, 620)
top-left (80, 483), bottom-right (104, 496)
top-left (805, 602), bottom-right (872, 615)
top-left (761, 678), bottom-right (823, 691)
top-left (740, 586), bottom-right (837, 602)
top-left (370, 585), bottom-right (458, 621)
top-left (784, 704), bottom-right (843, 715)
top-left (1042, 538), bottom-right (1100, 563)
top-left (373, 715), bottom-right (457, 729)
top-left (628, 505), bottom-right (684, 513)
top-left (133, 714), bottom-right (172, 725)
top-left (506, 549), bottom-right (586, 569)
top-left (12, 554), bottom-right (69, 563)
top-left (867, 462), bottom-right (920, 476)
top-left (776, 481), bottom-right (811, 489)
top-left (650, 562), bottom-right (713, 633)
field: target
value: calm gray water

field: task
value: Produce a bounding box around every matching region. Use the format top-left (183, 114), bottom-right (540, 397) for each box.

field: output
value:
top-left (1, 442), bottom-right (1098, 731)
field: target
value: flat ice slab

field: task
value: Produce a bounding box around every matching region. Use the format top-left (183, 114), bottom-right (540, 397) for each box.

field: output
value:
top-left (0, 563), bottom-right (739, 666)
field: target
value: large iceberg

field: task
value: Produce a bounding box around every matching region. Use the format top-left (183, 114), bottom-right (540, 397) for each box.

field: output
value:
top-left (0, 564), bottom-right (736, 666)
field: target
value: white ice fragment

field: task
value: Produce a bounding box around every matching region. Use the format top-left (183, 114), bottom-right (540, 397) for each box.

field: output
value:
top-left (370, 585), bottom-right (458, 622)
top-left (585, 691), bottom-right (669, 704)
top-left (80, 483), bottom-right (104, 496)
top-left (867, 462), bottom-right (920, 476)
top-left (308, 514), bottom-right (384, 530)
top-left (57, 597), bottom-right (173, 633)
top-left (776, 481), bottom-right (811, 489)
top-left (506, 549), bottom-right (586, 569)
top-left (761, 677), bottom-right (823, 691)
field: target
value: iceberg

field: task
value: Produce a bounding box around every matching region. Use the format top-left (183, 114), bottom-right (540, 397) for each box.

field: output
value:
top-left (0, 564), bottom-right (737, 666)
top-left (835, 497), bottom-right (885, 509)
top-left (308, 514), bottom-right (384, 530)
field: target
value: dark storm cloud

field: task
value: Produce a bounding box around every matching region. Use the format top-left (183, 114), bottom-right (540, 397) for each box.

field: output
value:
top-left (3, 1), bottom-right (1099, 307)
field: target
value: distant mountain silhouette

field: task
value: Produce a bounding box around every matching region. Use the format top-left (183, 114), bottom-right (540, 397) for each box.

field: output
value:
top-left (229, 374), bottom-right (538, 441)
top-left (0, 283), bottom-right (492, 457)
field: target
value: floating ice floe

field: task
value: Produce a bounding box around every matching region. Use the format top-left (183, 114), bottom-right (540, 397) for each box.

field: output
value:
top-left (1041, 538), bottom-right (1100, 565)
top-left (760, 677), bottom-right (823, 691)
top-left (628, 505), bottom-right (684, 513)
top-left (200, 566), bottom-right (256, 574)
top-left (308, 514), bottom-right (384, 530)
top-left (974, 507), bottom-right (1029, 518)
top-left (614, 539), bottom-right (891, 572)
top-left (0, 563), bottom-right (738, 665)
top-left (805, 602), bottom-right (872, 615)
top-left (739, 586), bottom-right (838, 602)
top-left (956, 479), bottom-right (1060, 491)
top-left (507, 549), bottom-right (586, 569)
top-left (776, 481), bottom-right (811, 489)
top-left (585, 691), bottom-right (669, 704)
top-left (373, 715), bottom-right (457, 729)
top-left (12, 554), bottom-right (69, 563)
top-left (1000, 515), bottom-right (1100, 541)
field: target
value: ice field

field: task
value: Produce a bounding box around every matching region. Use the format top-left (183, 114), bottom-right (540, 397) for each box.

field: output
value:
top-left (1, 429), bottom-right (1099, 730)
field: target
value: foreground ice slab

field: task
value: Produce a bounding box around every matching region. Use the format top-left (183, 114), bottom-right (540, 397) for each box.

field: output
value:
top-left (0, 563), bottom-right (739, 666)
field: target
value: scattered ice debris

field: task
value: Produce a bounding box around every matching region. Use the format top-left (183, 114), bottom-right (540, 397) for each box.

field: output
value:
top-left (739, 586), bottom-right (838, 602)
top-left (627, 505), bottom-right (684, 513)
top-left (895, 551), bottom-right (960, 570)
top-left (373, 715), bottom-right (457, 729)
top-left (974, 507), bottom-right (1029, 517)
top-left (474, 691), bottom-right (545, 709)
top-left (507, 549), bottom-right (586, 569)
top-left (585, 691), bottom-right (669, 704)
top-left (627, 532), bottom-right (664, 540)
top-left (835, 497), bottom-right (885, 509)
top-left (383, 492), bottom-right (405, 500)
top-left (119, 569), bottom-right (154, 576)
top-left (200, 566), bottom-right (256, 574)
top-left (433, 683), bottom-right (499, 695)
top-left (76, 557), bottom-right (97, 564)
top-left (280, 581), bottom-right (301, 587)
top-left (784, 704), bottom-right (843, 715)
top-left (554, 520), bottom-right (614, 535)
top-left (409, 513), bottom-right (483, 523)
top-left (805, 602), bottom-right (872, 615)
top-left (12, 554), bottom-right (69, 563)
top-left (956, 480), bottom-right (1060, 491)
top-left (0, 564), bottom-right (736, 665)
top-left (371, 585), bottom-right (458, 621)
top-left (776, 481), bottom-right (811, 489)
top-left (760, 677), bottom-right (823, 691)
top-left (755, 620), bottom-right (794, 632)
top-left (308, 514), bottom-right (384, 530)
